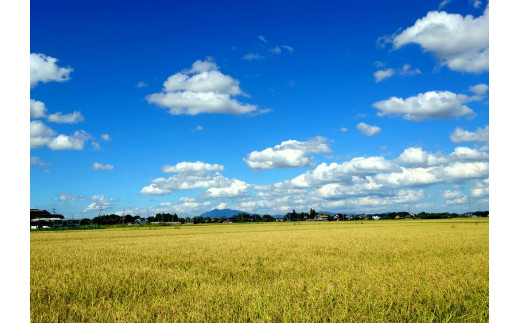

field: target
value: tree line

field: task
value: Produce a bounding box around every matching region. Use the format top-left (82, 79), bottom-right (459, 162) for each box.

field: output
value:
top-left (78, 209), bottom-right (490, 227)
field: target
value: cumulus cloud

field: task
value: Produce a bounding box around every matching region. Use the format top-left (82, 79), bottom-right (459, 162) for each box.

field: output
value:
top-left (46, 111), bottom-right (84, 124)
top-left (30, 98), bottom-right (85, 126)
top-left (449, 125), bottom-right (488, 143)
top-left (137, 145), bottom-right (488, 215)
top-left (442, 190), bottom-right (469, 204)
top-left (47, 130), bottom-right (92, 150)
top-left (30, 121), bottom-right (56, 148)
top-left (374, 69), bottom-right (395, 83)
top-left (468, 83), bottom-right (489, 96)
top-left (356, 122), bottom-right (381, 136)
top-left (244, 137), bottom-right (332, 170)
top-left (471, 178), bottom-right (489, 198)
top-left (30, 120), bottom-right (94, 150)
top-left (206, 179), bottom-right (250, 198)
top-left (283, 157), bottom-right (399, 189)
top-left (449, 146), bottom-right (488, 161)
top-left (141, 161), bottom-right (243, 196)
top-left (161, 161), bottom-right (225, 174)
top-left (30, 99), bottom-right (48, 119)
top-left (373, 91), bottom-right (476, 121)
top-left (146, 59), bottom-right (261, 115)
top-left (375, 167), bottom-right (440, 187)
top-left (391, 7), bottom-right (489, 73)
top-left (398, 147), bottom-right (447, 167)
top-left (354, 189), bottom-right (424, 207)
top-left (92, 162), bottom-right (114, 170)
top-left (30, 53), bottom-right (73, 88)
top-left (438, 161), bottom-right (488, 181)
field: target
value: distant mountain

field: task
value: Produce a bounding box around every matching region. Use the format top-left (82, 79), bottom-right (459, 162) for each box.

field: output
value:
top-left (198, 208), bottom-right (250, 218)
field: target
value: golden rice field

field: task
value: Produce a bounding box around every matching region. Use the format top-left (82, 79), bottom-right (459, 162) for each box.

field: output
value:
top-left (31, 218), bottom-right (488, 322)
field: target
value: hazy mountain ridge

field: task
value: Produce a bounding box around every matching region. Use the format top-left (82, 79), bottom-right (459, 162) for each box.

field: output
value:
top-left (198, 208), bottom-right (250, 218)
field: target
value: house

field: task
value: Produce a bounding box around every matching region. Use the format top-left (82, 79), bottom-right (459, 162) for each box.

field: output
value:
top-left (316, 214), bottom-right (329, 221)
top-left (135, 218), bottom-right (148, 224)
top-left (30, 218), bottom-right (65, 229)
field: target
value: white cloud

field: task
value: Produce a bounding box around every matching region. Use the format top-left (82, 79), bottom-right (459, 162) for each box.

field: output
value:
top-left (438, 161), bottom-right (488, 181)
top-left (270, 46), bottom-right (282, 54)
top-left (101, 134), bottom-right (111, 141)
top-left (282, 45), bottom-right (294, 52)
top-left (161, 161), bottom-right (225, 174)
top-left (162, 66), bottom-right (242, 95)
top-left (398, 147), bottom-right (447, 167)
top-left (242, 53), bottom-right (264, 61)
top-left (469, 0), bottom-right (483, 9)
top-left (284, 157), bottom-right (399, 189)
top-left (136, 81), bottom-right (148, 88)
top-left (47, 130), bottom-right (92, 150)
top-left (353, 189), bottom-right (424, 207)
top-left (55, 193), bottom-right (87, 202)
top-left (30, 53), bottom-right (73, 88)
top-left (258, 35), bottom-right (267, 43)
top-left (449, 125), bottom-right (488, 143)
top-left (30, 156), bottom-right (51, 166)
top-left (374, 64), bottom-right (421, 83)
top-left (356, 122), bottom-right (381, 136)
top-left (442, 190), bottom-right (469, 204)
top-left (340, 127), bottom-right (348, 132)
top-left (137, 145), bottom-right (488, 215)
top-left (401, 64), bottom-right (422, 76)
top-left (46, 111), bottom-right (84, 124)
top-left (191, 125), bottom-right (204, 132)
top-left (469, 83), bottom-right (489, 96)
top-left (449, 147), bottom-right (488, 161)
top-left (146, 59), bottom-right (261, 115)
top-left (216, 202), bottom-right (228, 210)
top-left (375, 167), bottom-right (440, 187)
top-left (391, 7), bottom-right (489, 73)
top-left (438, 0), bottom-right (452, 10)
top-left (92, 162), bottom-right (114, 170)
top-left (373, 91), bottom-right (476, 121)
top-left (374, 68), bottom-right (395, 83)
top-left (141, 161), bottom-right (234, 195)
top-left (244, 137), bottom-right (332, 170)
top-left (30, 120), bottom-right (56, 148)
top-left (30, 99), bottom-right (47, 119)
top-left (471, 179), bottom-right (489, 198)
top-left (83, 195), bottom-right (115, 212)
top-left (206, 179), bottom-right (250, 198)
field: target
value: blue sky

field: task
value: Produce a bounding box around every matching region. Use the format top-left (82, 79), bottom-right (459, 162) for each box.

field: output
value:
top-left (29, 0), bottom-right (490, 218)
